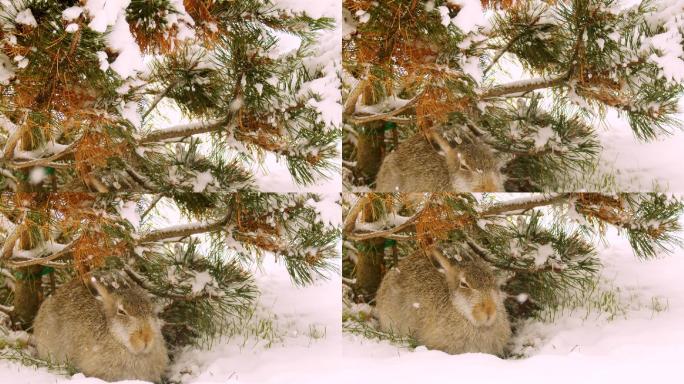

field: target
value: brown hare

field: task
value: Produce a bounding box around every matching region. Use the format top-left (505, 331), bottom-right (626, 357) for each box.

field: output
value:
top-left (374, 130), bottom-right (504, 192)
top-left (33, 273), bottom-right (169, 382)
top-left (375, 247), bottom-right (511, 355)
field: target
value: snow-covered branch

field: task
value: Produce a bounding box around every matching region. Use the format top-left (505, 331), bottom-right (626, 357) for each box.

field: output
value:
top-left (139, 210), bottom-right (233, 243)
top-left (346, 92), bottom-right (424, 125)
top-left (7, 138), bottom-right (79, 169)
top-left (479, 193), bottom-right (571, 216)
top-left (141, 118), bottom-right (229, 143)
top-left (0, 213), bottom-right (25, 261)
top-left (344, 213), bottom-right (420, 241)
top-left (481, 74), bottom-right (568, 98)
top-left (6, 240), bottom-right (77, 268)
top-left (1, 111), bottom-right (28, 161)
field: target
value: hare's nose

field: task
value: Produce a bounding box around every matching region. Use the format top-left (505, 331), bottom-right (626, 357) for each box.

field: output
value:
top-left (483, 298), bottom-right (496, 322)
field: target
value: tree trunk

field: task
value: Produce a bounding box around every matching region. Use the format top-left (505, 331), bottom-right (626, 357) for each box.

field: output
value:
top-left (12, 125), bottom-right (45, 328)
top-left (355, 84), bottom-right (385, 186)
top-left (356, 122), bottom-right (384, 186)
top-left (354, 201), bottom-right (385, 300)
top-left (12, 226), bottom-right (44, 328)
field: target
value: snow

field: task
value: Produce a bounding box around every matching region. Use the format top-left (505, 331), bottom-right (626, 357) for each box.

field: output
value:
top-left (1, 192), bottom-right (342, 383)
top-left (343, 222), bottom-right (684, 384)
top-left (83, 0), bottom-right (128, 33)
top-left (189, 271), bottom-right (213, 294)
top-left (14, 9), bottom-right (37, 27)
top-left (594, 110), bottom-right (684, 191)
top-left (28, 167), bottom-right (48, 185)
top-left (191, 171), bottom-right (214, 193)
top-left (105, 14), bottom-right (144, 79)
top-left (118, 200), bottom-right (140, 229)
top-left (62, 6), bottom-right (84, 21)
top-left (1, 251), bottom-right (342, 384)
top-left (0, 53), bottom-right (15, 85)
top-left (121, 101), bottom-right (140, 129)
top-left (447, 0), bottom-right (486, 34)
top-left (65, 23), bottom-right (79, 33)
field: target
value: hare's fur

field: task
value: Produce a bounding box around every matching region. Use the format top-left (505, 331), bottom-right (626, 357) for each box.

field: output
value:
top-left (33, 278), bottom-right (168, 382)
top-left (375, 134), bottom-right (503, 192)
top-left (375, 249), bottom-right (511, 355)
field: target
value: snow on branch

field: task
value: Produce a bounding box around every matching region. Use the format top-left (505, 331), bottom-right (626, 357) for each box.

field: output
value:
top-left (141, 118), bottom-right (229, 143)
top-left (346, 92), bottom-right (424, 125)
top-left (6, 239), bottom-right (77, 268)
top-left (481, 74), bottom-right (568, 98)
top-left (0, 213), bottom-right (25, 261)
top-left (479, 193), bottom-right (571, 216)
top-left (8, 138), bottom-right (80, 169)
top-left (1, 111), bottom-right (28, 161)
top-left (139, 210), bottom-right (233, 243)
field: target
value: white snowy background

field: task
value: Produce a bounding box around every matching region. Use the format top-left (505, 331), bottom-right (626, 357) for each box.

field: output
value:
top-left (343, 193), bottom-right (684, 384)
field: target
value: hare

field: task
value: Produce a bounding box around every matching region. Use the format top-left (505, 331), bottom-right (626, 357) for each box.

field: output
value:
top-left (33, 273), bottom-right (169, 382)
top-left (374, 130), bottom-right (504, 192)
top-left (375, 247), bottom-right (511, 355)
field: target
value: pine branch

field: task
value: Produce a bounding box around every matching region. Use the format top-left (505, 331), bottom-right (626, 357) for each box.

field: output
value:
top-left (123, 265), bottom-right (217, 302)
top-left (138, 210), bottom-right (233, 243)
top-left (142, 80), bottom-right (178, 120)
top-left (141, 118), bottom-right (229, 143)
top-left (140, 194), bottom-right (163, 221)
top-left (7, 137), bottom-right (81, 169)
top-left (481, 74), bottom-right (568, 98)
top-left (464, 235), bottom-right (562, 273)
top-left (480, 193), bottom-right (572, 216)
top-left (346, 91), bottom-right (424, 124)
top-left (1, 111), bottom-right (28, 161)
top-left (6, 240), bottom-right (77, 268)
top-left (484, 14), bottom-right (543, 76)
top-left (343, 195), bottom-right (370, 233)
top-left (0, 214), bottom-right (25, 260)
top-left (344, 214), bottom-right (420, 241)
top-left (344, 71), bottom-right (369, 115)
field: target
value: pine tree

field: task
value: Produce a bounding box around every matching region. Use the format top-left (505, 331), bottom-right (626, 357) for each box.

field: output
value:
top-left (343, 192), bottom-right (683, 323)
top-left (0, 192), bottom-right (340, 350)
top-left (343, 0), bottom-right (684, 191)
top-left (0, 1), bottom-right (339, 192)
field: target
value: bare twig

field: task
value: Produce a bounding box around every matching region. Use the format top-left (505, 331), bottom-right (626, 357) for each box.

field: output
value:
top-left (142, 81), bottom-right (177, 120)
top-left (140, 194), bottom-right (163, 221)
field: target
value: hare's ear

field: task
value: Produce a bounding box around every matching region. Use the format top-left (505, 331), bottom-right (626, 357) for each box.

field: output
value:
top-left (429, 247), bottom-right (456, 273)
top-left (87, 276), bottom-right (112, 303)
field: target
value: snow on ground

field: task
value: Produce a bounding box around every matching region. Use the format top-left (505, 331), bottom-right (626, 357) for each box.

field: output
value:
top-left (342, 223), bottom-right (684, 384)
top-left (167, 257), bottom-right (341, 384)
top-left (597, 111), bottom-right (684, 192)
top-left (0, 257), bottom-right (342, 384)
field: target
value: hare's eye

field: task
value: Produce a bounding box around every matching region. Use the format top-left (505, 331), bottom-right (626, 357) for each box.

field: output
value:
top-left (459, 279), bottom-right (471, 289)
top-left (117, 305), bottom-right (128, 316)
